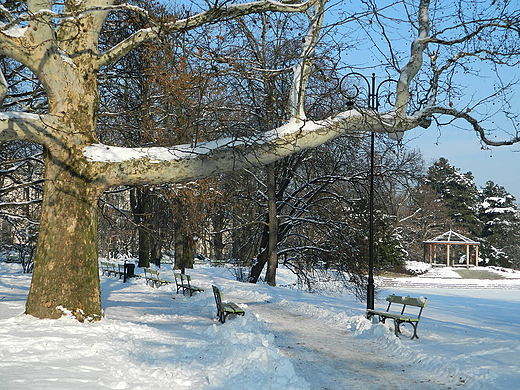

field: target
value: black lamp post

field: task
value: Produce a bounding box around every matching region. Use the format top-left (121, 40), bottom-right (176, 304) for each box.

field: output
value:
top-left (339, 73), bottom-right (397, 311)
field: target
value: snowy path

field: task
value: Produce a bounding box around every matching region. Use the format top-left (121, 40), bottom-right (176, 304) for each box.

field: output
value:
top-left (245, 301), bottom-right (460, 390)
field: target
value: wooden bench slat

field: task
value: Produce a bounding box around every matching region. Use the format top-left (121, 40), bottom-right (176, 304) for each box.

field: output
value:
top-left (367, 310), bottom-right (419, 322)
top-left (222, 302), bottom-right (245, 314)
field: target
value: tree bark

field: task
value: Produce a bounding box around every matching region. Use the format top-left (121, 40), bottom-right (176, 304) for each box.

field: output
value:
top-left (174, 231), bottom-right (194, 272)
top-left (137, 226), bottom-right (151, 268)
top-left (25, 151), bottom-right (102, 321)
top-left (212, 211), bottom-right (225, 262)
top-left (248, 222), bottom-right (269, 283)
top-left (130, 188), bottom-right (152, 268)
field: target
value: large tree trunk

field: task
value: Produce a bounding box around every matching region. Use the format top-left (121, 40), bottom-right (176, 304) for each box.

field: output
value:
top-left (174, 230), bottom-right (194, 272)
top-left (248, 223), bottom-right (269, 283)
top-left (23, 54), bottom-right (103, 321)
top-left (130, 188), bottom-right (152, 268)
top-left (25, 152), bottom-right (102, 322)
top-left (265, 163), bottom-right (278, 286)
top-left (212, 211), bottom-right (225, 262)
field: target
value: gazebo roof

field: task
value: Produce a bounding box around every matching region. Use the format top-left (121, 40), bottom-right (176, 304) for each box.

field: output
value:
top-left (423, 230), bottom-right (480, 245)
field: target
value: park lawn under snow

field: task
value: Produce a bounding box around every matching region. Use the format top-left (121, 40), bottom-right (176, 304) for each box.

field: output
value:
top-left (0, 261), bottom-right (520, 389)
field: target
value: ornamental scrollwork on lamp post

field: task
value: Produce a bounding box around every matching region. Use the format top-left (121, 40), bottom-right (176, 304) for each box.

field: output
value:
top-left (339, 72), bottom-right (399, 311)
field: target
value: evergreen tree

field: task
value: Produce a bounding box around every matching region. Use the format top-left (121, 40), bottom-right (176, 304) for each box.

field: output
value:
top-left (477, 181), bottom-right (520, 267)
top-left (426, 158), bottom-right (482, 236)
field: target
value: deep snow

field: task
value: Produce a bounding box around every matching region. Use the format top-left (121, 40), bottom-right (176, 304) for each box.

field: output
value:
top-left (1, 261), bottom-right (520, 389)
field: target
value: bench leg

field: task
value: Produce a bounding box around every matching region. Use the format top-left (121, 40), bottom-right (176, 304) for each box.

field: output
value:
top-left (395, 320), bottom-right (420, 339)
top-left (367, 312), bottom-right (387, 324)
top-left (393, 320), bottom-right (401, 337)
top-left (410, 322), bottom-right (419, 340)
top-left (218, 309), bottom-right (226, 323)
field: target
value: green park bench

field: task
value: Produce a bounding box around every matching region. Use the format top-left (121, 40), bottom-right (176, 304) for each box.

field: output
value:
top-left (174, 272), bottom-right (205, 296)
top-left (144, 268), bottom-right (171, 288)
top-left (100, 261), bottom-right (124, 278)
top-left (212, 285), bottom-right (245, 323)
top-left (366, 294), bottom-right (428, 340)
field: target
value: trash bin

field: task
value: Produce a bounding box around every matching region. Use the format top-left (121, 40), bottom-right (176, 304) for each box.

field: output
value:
top-left (124, 263), bottom-right (135, 282)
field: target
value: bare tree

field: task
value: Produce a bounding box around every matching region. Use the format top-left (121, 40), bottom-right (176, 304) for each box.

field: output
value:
top-left (1, 0), bottom-right (519, 321)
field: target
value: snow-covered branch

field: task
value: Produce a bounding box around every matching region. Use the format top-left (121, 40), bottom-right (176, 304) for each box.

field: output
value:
top-left (0, 112), bottom-right (56, 145)
top-left (97, 0), bottom-right (317, 68)
top-left (86, 108), bottom-right (428, 187)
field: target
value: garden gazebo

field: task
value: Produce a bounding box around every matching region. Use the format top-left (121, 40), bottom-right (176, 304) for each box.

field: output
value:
top-left (423, 230), bottom-right (480, 268)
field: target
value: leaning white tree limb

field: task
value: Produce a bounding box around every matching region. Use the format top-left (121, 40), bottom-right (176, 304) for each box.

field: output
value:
top-left (394, 0), bottom-right (430, 116)
top-left (85, 107), bottom-right (430, 187)
top-left (0, 69), bottom-right (7, 106)
top-left (288, 0), bottom-right (326, 120)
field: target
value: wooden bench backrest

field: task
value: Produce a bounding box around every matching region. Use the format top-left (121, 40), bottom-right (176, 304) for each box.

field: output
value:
top-left (212, 285), bottom-right (223, 306)
top-left (386, 294), bottom-right (427, 308)
top-left (179, 273), bottom-right (191, 288)
top-left (144, 268), bottom-right (160, 279)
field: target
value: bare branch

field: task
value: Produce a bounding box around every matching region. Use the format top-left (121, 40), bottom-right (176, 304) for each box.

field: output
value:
top-left (413, 105), bottom-right (520, 146)
top-left (0, 4), bottom-right (15, 23)
top-left (97, 0), bottom-right (318, 68)
top-left (428, 20), bottom-right (520, 47)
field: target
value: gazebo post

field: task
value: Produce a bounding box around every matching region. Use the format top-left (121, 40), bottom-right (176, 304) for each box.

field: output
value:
top-left (466, 245), bottom-right (470, 269)
top-left (475, 245), bottom-right (479, 266)
top-left (446, 244), bottom-right (450, 267)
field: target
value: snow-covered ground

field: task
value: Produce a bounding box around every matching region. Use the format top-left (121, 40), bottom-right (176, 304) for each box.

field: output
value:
top-left (1, 261), bottom-right (520, 389)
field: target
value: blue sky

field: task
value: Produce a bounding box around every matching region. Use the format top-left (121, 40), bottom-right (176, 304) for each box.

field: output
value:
top-left (324, 0), bottom-right (520, 201)
top-left (404, 125), bottom-right (520, 201)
